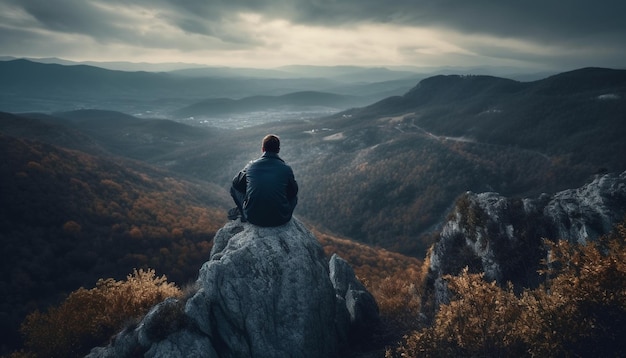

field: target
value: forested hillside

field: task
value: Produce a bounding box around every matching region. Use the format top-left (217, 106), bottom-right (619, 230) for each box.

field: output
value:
top-left (0, 128), bottom-right (423, 354)
top-left (282, 68), bottom-right (626, 253)
top-left (346, 68), bottom-right (626, 169)
top-left (0, 134), bottom-right (229, 352)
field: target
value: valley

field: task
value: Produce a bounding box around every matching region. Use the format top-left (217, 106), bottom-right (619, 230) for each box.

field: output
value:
top-left (3, 65), bottom-right (625, 256)
top-left (178, 106), bottom-right (340, 129)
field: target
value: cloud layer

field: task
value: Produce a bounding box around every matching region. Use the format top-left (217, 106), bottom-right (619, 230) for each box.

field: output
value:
top-left (1, 0), bottom-right (625, 69)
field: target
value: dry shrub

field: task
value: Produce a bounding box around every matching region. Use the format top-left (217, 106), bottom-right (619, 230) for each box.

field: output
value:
top-left (390, 219), bottom-right (626, 357)
top-left (371, 261), bottom-right (427, 335)
top-left (18, 269), bottom-right (181, 358)
top-left (525, 229), bottom-right (626, 356)
top-left (392, 269), bottom-right (527, 357)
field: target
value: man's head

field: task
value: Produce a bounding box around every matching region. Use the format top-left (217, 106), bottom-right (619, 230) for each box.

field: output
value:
top-left (262, 134), bottom-right (280, 153)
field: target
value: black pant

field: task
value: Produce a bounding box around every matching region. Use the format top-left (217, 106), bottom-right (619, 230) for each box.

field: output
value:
top-left (230, 186), bottom-right (247, 220)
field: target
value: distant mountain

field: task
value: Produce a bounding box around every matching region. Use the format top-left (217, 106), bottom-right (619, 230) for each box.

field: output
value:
top-left (3, 57), bottom-right (423, 80)
top-left (341, 68), bottom-right (626, 169)
top-left (169, 66), bottom-right (298, 79)
top-left (0, 59), bottom-right (170, 89)
top-left (0, 111), bottom-right (105, 154)
top-left (169, 64), bottom-right (424, 82)
top-left (0, 59), bottom-right (417, 114)
top-left (0, 59), bottom-right (193, 113)
top-left (52, 109), bottom-right (222, 160)
top-left (174, 91), bottom-right (369, 118)
top-left (325, 76), bottom-right (428, 98)
top-left (275, 65), bottom-right (422, 82)
top-left (0, 110), bottom-right (219, 161)
top-left (0, 56), bottom-right (210, 71)
top-left (2, 56), bottom-right (555, 81)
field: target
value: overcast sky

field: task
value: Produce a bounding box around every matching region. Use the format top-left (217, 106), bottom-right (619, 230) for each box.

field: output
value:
top-left (1, 0), bottom-right (625, 70)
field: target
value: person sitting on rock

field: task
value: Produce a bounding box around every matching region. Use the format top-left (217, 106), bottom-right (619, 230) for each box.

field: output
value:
top-left (229, 134), bottom-right (298, 227)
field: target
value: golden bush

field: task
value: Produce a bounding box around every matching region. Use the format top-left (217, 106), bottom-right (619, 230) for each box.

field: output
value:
top-left (372, 265), bottom-right (425, 333)
top-left (18, 269), bottom-right (181, 358)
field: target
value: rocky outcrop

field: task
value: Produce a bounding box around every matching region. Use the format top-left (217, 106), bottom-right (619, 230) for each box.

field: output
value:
top-left (425, 171), bottom-right (626, 310)
top-left (329, 254), bottom-right (380, 343)
top-left (545, 172), bottom-right (626, 244)
top-left (86, 218), bottom-right (379, 358)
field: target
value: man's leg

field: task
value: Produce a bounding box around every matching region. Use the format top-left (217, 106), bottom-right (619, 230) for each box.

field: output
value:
top-left (229, 186), bottom-right (247, 222)
top-left (289, 196), bottom-right (298, 217)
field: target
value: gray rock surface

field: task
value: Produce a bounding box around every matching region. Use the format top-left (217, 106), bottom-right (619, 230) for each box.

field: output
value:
top-left (545, 172), bottom-right (626, 244)
top-left (86, 217), bottom-right (378, 358)
top-left (329, 254), bottom-right (380, 340)
top-left (425, 171), bottom-right (626, 310)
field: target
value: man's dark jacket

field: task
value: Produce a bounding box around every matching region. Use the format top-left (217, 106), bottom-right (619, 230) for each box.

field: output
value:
top-left (232, 151), bottom-right (298, 227)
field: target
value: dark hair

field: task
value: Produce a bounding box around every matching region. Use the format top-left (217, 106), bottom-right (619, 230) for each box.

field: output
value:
top-left (262, 134), bottom-right (280, 153)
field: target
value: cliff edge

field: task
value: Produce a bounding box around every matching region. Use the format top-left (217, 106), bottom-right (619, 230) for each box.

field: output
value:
top-left (425, 171), bottom-right (626, 311)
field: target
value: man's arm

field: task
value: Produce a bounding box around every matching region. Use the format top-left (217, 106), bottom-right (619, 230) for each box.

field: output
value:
top-left (232, 169), bottom-right (247, 193)
top-left (286, 171), bottom-right (298, 199)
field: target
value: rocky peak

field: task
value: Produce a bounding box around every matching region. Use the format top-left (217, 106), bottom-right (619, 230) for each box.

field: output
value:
top-left (425, 171), bottom-right (626, 310)
top-left (87, 218), bottom-right (378, 357)
top-left (545, 172), bottom-right (626, 244)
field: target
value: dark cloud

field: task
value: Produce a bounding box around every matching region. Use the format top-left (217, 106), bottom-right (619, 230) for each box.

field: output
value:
top-left (418, 1), bottom-right (626, 43)
top-left (8, 0), bottom-right (626, 43)
top-left (272, 0), bottom-right (626, 45)
top-left (1, 0), bottom-right (625, 68)
top-left (11, 0), bottom-right (121, 40)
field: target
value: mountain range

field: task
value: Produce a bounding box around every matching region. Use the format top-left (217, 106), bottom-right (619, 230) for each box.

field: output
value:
top-left (173, 91), bottom-right (368, 118)
top-left (0, 59), bottom-right (420, 116)
top-left (3, 66), bottom-right (625, 255)
top-left (149, 67), bottom-right (625, 254)
top-left (1, 62), bottom-right (625, 354)
top-left (0, 56), bottom-right (554, 80)
top-left (0, 58), bottom-right (555, 120)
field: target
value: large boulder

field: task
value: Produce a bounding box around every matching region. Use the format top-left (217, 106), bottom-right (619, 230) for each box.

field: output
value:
top-left (87, 218), bottom-right (379, 357)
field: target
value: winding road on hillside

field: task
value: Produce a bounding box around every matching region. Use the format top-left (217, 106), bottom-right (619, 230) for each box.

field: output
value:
top-left (382, 112), bottom-right (552, 162)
